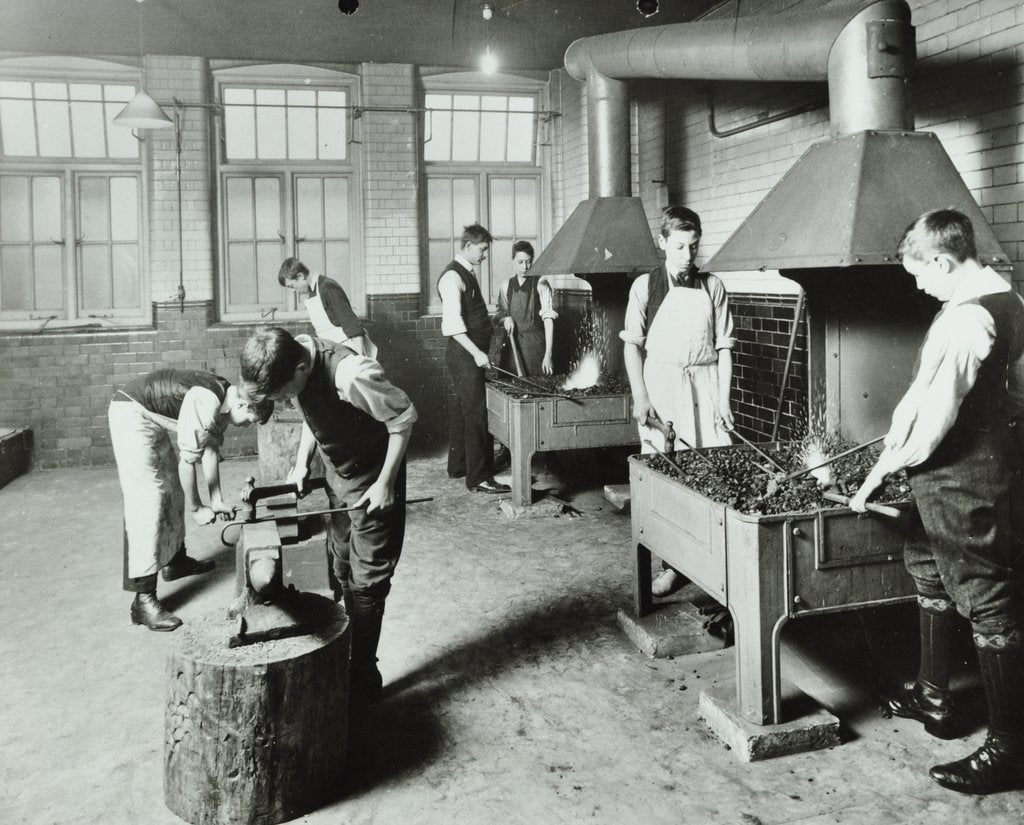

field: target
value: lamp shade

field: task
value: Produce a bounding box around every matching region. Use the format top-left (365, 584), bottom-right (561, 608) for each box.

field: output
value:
top-left (113, 90), bottom-right (174, 130)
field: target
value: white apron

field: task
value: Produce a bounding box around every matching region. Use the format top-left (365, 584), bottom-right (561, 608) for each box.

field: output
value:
top-left (108, 399), bottom-right (185, 578)
top-left (639, 282), bottom-right (732, 455)
top-left (304, 292), bottom-right (379, 359)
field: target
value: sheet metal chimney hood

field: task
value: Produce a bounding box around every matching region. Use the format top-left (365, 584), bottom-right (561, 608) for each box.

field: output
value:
top-left (705, 130), bottom-right (1012, 272)
top-left (539, 0), bottom-right (1011, 278)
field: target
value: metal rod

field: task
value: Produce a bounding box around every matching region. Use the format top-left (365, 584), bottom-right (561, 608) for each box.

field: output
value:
top-left (779, 435), bottom-right (886, 485)
top-left (822, 491), bottom-right (900, 518)
top-left (642, 440), bottom-right (690, 476)
top-left (508, 332), bottom-right (527, 378)
top-left (730, 429), bottom-right (788, 474)
top-left (771, 288), bottom-right (804, 442)
top-left (489, 365), bottom-right (576, 400)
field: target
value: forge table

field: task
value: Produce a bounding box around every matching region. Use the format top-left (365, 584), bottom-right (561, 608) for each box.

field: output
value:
top-left (628, 452), bottom-right (916, 726)
top-left (486, 383), bottom-right (639, 507)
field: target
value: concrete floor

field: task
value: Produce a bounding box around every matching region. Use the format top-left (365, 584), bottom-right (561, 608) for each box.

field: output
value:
top-left (1, 449), bottom-right (1022, 825)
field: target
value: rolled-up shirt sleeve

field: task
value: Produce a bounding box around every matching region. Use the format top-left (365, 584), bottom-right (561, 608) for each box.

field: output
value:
top-left (176, 387), bottom-right (226, 463)
top-left (439, 270), bottom-right (468, 337)
top-left (710, 276), bottom-right (736, 350)
top-left (874, 304), bottom-right (994, 475)
top-left (619, 274), bottom-right (650, 347)
top-left (538, 277), bottom-right (559, 321)
top-left (335, 356), bottom-right (418, 434)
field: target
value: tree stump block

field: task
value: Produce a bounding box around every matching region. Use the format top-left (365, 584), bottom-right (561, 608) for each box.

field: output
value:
top-left (164, 595), bottom-right (349, 825)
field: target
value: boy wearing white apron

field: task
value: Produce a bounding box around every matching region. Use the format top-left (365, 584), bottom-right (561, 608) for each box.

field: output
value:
top-left (621, 206), bottom-right (736, 597)
top-left (108, 370), bottom-right (270, 631)
top-left (278, 257), bottom-right (378, 359)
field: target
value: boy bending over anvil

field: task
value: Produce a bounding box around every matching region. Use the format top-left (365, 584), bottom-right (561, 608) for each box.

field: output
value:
top-left (851, 209), bottom-right (1024, 795)
top-left (240, 327), bottom-right (416, 701)
top-left (109, 369), bottom-right (271, 632)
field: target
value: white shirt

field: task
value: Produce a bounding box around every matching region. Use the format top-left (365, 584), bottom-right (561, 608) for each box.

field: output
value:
top-left (438, 254), bottom-right (481, 337)
top-left (620, 269), bottom-right (736, 350)
top-left (875, 266), bottom-right (1024, 475)
top-left (296, 335), bottom-right (417, 435)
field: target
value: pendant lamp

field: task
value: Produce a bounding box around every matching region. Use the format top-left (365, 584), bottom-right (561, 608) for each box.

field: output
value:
top-left (112, 0), bottom-right (173, 131)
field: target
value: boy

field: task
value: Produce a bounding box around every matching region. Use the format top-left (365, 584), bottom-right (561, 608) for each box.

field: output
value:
top-left (109, 369), bottom-right (271, 631)
top-left (621, 206), bottom-right (735, 597)
top-left (240, 327), bottom-right (416, 700)
top-left (495, 241), bottom-right (558, 377)
top-left (851, 209), bottom-right (1024, 795)
top-left (278, 257), bottom-right (377, 358)
top-left (438, 223), bottom-right (509, 494)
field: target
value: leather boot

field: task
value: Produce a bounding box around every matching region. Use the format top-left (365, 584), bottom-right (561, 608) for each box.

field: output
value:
top-left (887, 678), bottom-right (956, 739)
top-left (929, 645), bottom-right (1024, 794)
top-left (161, 550), bottom-right (215, 582)
top-left (887, 600), bottom-right (958, 738)
top-left (130, 592), bottom-right (182, 632)
top-left (349, 589), bottom-right (386, 703)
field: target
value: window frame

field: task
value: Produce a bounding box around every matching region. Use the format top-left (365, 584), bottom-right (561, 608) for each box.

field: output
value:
top-left (213, 65), bottom-right (364, 323)
top-left (420, 72), bottom-right (550, 315)
top-left (0, 57), bottom-right (151, 330)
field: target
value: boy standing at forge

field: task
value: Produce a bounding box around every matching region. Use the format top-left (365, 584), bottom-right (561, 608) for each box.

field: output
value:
top-left (240, 327), bottom-right (416, 700)
top-left (278, 257), bottom-right (377, 359)
top-left (437, 223), bottom-right (510, 494)
top-left (852, 209), bottom-right (1024, 795)
top-left (109, 369), bottom-right (271, 631)
top-left (621, 206), bottom-right (736, 598)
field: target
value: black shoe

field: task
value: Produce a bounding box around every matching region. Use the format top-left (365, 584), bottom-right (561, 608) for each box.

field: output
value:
top-left (130, 592), bottom-right (182, 632)
top-left (471, 479), bottom-right (511, 494)
top-left (929, 733), bottom-right (1024, 794)
top-left (161, 554), bottom-right (215, 582)
top-left (887, 679), bottom-right (956, 739)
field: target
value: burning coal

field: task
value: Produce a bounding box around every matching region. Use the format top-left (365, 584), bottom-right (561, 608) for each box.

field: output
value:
top-left (561, 351), bottom-right (601, 391)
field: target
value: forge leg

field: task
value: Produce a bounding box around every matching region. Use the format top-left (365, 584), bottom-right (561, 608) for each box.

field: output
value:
top-left (509, 447), bottom-right (535, 508)
top-left (730, 599), bottom-right (786, 725)
top-left (634, 542), bottom-right (653, 618)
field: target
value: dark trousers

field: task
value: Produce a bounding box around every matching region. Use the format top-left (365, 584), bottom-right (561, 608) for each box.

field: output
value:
top-left (322, 450), bottom-right (406, 598)
top-left (445, 340), bottom-right (493, 488)
top-left (905, 428), bottom-right (1023, 640)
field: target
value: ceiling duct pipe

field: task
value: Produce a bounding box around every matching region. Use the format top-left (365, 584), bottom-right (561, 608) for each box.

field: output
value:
top-left (564, 0), bottom-right (915, 136)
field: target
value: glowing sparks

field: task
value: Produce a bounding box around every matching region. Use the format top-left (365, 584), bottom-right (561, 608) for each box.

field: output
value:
top-left (562, 351), bottom-right (601, 390)
top-left (801, 439), bottom-right (833, 488)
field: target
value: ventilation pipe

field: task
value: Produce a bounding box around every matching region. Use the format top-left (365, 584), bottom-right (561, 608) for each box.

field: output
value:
top-left (564, 0), bottom-right (914, 191)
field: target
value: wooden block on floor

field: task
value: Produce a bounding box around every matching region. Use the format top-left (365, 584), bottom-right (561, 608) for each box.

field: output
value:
top-left (499, 497), bottom-right (573, 520)
top-left (603, 483), bottom-right (630, 512)
top-left (698, 676), bottom-right (840, 762)
top-left (617, 600), bottom-right (730, 659)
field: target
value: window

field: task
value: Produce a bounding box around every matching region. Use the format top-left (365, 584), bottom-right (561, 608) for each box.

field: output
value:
top-left (422, 77), bottom-right (545, 311)
top-left (0, 58), bottom-right (146, 327)
top-left (216, 67), bottom-right (360, 320)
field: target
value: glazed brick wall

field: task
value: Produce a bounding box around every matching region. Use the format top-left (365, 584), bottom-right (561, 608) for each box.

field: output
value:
top-left (360, 64), bottom-right (421, 296)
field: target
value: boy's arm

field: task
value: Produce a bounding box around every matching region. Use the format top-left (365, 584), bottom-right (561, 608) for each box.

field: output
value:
top-left (621, 276), bottom-right (651, 425)
top-left (201, 445), bottom-right (235, 519)
top-left (539, 278), bottom-right (557, 375)
top-left (178, 455), bottom-right (216, 525)
top-left (716, 348), bottom-right (734, 431)
top-left (711, 278), bottom-right (735, 431)
top-left (354, 429), bottom-right (412, 514)
top-left (286, 421), bottom-right (318, 495)
top-left (851, 304), bottom-right (994, 511)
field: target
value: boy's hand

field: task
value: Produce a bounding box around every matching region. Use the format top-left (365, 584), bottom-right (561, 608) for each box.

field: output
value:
top-left (502, 317), bottom-right (515, 334)
top-left (716, 402), bottom-right (735, 432)
top-left (542, 354), bottom-right (553, 375)
top-left (211, 499), bottom-right (237, 521)
top-left (473, 350), bottom-right (491, 369)
top-left (849, 469), bottom-right (886, 513)
top-left (633, 395), bottom-right (654, 426)
top-left (191, 506), bottom-right (217, 526)
top-left (355, 478), bottom-right (395, 514)
top-left (287, 464), bottom-right (310, 497)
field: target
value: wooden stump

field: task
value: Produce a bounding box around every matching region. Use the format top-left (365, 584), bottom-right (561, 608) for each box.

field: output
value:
top-left (164, 595), bottom-right (349, 825)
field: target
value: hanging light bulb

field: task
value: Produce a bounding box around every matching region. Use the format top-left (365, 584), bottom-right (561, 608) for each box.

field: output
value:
top-left (481, 45), bottom-right (499, 74)
top-left (480, 4), bottom-right (498, 73)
